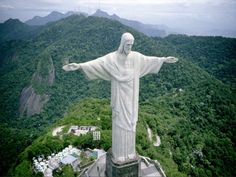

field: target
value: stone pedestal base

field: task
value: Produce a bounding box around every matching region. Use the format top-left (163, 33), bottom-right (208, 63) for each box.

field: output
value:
top-left (105, 149), bottom-right (141, 177)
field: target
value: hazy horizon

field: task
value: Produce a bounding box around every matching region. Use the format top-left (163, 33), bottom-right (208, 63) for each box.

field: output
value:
top-left (1, 0), bottom-right (236, 37)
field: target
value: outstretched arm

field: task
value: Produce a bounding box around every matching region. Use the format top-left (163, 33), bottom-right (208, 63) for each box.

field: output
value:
top-left (142, 56), bottom-right (178, 63)
top-left (62, 63), bottom-right (81, 71)
top-left (139, 54), bottom-right (178, 78)
top-left (164, 56), bottom-right (178, 63)
top-left (62, 55), bottom-right (111, 81)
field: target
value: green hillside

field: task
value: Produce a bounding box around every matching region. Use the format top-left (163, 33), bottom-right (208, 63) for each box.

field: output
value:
top-left (9, 86), bottom-right (236, 177)
top-left (154, 35), bottom-right (236, 87)
top-left (0, 14), bottom-right (235, 177)
top-left (0, 19), bottom-right (39, 42)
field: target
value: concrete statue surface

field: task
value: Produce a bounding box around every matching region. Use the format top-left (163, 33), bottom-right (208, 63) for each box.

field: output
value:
top-left (63, 32), bottom-right (178, 165)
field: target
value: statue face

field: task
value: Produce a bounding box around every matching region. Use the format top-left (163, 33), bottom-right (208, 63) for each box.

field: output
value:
top-left (124, 40), bottom-right (134, 55)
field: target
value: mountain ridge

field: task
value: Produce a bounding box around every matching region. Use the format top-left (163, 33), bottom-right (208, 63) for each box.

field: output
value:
top-left (23, 9), bottom-right (166, 37)
top-left (25, 11), bottom-right (88, 26)
top-left (92, 9), bottom-right (167, 37)
top-left (0, 18), bottom-right (38, 41)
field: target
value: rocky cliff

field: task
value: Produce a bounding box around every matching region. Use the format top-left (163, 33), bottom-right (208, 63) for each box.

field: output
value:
top-left (19, 53), bottom-right (55, 117)
top-left (19, 86), bottom-right (49, 117)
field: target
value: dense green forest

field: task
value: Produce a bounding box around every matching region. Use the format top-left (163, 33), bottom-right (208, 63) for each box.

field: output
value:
top-left (0, 14), bottom-right (235, 176)
top-left (154, 35), bottom-right (236, 87)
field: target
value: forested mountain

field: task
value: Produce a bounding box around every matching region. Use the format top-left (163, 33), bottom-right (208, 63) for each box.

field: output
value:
top-left (0, 14), bottom-right (235, 177)
top-left (24, 9), bottom-right (167, 37)
top-left (92, 9), bottom-right (166, 37)
top-left (154, 35), bottom-right (236, 87)
top-left (0, 19), bottom-right (38, 42)
top-left (25, 11), bottom-right (88, 26)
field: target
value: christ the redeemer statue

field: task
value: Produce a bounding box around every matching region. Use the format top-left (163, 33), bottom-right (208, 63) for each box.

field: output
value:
top-left (63, 32), bottom-right (178, 162)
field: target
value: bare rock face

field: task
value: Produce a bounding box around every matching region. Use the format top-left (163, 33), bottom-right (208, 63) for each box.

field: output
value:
top-left (31, 56), bottom-right (55, 87)
top-left (19, 86), bottom-right (49, 117)
top-left (19, 53), bottom-right (55, 117)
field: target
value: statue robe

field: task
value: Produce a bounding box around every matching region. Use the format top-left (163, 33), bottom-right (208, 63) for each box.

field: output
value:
top-left (80, 51), bottom-right (165, 161)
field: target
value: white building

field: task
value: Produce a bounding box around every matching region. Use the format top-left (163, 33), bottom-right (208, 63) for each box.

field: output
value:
top-left (68, 125), bottom-right (97, 136)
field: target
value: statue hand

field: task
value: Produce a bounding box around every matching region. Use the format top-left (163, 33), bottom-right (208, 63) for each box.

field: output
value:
top-left (165, 56), bottom-right (178, 63)
top-left (62, 63), bottom-right (81, 71)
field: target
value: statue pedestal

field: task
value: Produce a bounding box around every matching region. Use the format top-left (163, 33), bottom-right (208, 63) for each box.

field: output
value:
top-left (105, 149), bottom-right (141, 177)
top-left (79, 151), bottom-right (166, 177)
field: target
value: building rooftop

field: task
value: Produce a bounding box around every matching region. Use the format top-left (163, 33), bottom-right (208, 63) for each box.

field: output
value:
top-left (61, 154), bottom-right (78, 165)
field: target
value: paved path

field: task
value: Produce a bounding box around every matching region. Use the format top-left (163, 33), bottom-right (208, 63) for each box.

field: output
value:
top-left (147, 124), bottom-right (161, 147)
top-left (52, 126), bottom-right (65, 136)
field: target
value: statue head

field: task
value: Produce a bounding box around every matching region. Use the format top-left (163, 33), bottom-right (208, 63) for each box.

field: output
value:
top-left (118, 32), bottom-right (134, 55)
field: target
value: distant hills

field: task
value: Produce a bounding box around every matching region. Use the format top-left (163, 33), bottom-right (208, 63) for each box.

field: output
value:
top-left (25, 11), bottom-right (88, 26)
top-left (23, 9), bottom-right (167, 37)
top-left (92, 9), bottom-right (167, 37)
top-left (0, 18), bottom-right (37, 42)
top-left (4, 9), bottom-right (236, 38)
top-left (2, 9), bottom-right (236, 38)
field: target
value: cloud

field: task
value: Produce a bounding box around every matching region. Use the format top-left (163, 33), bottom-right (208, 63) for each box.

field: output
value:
top-left (0, 4), bottom-right (14, 9)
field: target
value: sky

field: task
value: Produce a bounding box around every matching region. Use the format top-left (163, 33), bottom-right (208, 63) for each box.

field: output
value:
top-left (0, 0), bottom-right (236, 37)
